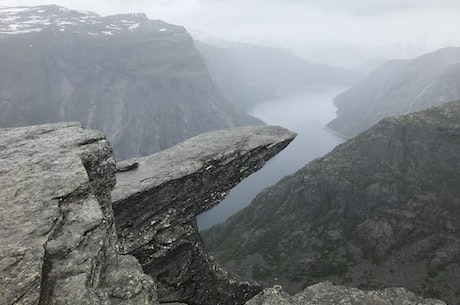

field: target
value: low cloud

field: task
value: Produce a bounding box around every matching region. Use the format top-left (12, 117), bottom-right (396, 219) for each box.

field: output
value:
top-left (2, 0), bottom-right (460, 66)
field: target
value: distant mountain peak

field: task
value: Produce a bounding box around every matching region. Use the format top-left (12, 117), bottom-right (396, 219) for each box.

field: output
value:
top-left (0, 5), bottom-right (165, 37)
top-left (0, 4), bottom-right (260, 159)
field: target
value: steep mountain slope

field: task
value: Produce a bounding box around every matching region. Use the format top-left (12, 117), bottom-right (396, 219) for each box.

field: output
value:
top-left (0, 5), bottom-right (260, 159)
top-left (1, 122), bottom-right (445, 305)
top-left (327, 47), bottom-right (460, 137)
top-left (203, 101), bottom-right (460, 305)
top-left (196, 40), bottom-right (359, 109)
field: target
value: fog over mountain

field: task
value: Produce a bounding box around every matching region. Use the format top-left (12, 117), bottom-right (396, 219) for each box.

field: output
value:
top-left (196, 40), bottom-right (359, 109)
top-left (0, 5), bottom-right (260, 159)
top-left (3, 0), bottom-right (460, 67)
top-left (1, 1), bottom-right (460, 305)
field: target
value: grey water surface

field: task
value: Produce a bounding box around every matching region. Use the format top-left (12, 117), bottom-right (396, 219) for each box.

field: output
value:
top-left (197, 87), bottom-right (347, 230)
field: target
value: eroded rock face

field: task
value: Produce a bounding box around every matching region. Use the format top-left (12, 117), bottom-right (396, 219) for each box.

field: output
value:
top-left (246, 282), bottom-right (447, 305)
top-left (0, 5), bottom-right (261, 160)
top-left (112, 126), bottom-right (297, 305)
top-left (0, 122), bottom-right (155, 305)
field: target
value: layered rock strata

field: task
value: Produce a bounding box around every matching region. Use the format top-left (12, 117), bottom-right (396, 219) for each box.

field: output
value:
top-left (112, 126), bottom-right (297, 305)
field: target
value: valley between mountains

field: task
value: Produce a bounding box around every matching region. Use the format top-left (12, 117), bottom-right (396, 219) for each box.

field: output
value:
top-left (1, 4), bottom-right (460, 305)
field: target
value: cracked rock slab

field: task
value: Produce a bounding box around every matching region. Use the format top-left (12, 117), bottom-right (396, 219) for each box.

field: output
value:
top-left (0, 122), bottom-right (155, 305)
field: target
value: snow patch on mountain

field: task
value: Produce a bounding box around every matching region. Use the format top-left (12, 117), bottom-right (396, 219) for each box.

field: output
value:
top-left (0, 5), bottom-right (171, 36)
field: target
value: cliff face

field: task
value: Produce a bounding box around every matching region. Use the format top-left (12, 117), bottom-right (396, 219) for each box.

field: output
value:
top-left (203, 101), bottom-right (460, 305)
top-left (0, 122), bottom-right (295, 305)
top-left (0, 5), bottom-right (260, 159)
top-left (0, 122), bottom-right (155, 304)
top-left (327, 47), bottom-right (460, 137)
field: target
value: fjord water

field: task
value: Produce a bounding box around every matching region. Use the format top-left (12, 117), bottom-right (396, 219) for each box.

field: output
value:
top-left (197, 87), bottom-right (347, 230)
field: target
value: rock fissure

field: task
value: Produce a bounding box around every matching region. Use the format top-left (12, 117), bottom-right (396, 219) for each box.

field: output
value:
top-left (37, 195), bottom-right (73, 305)
top-left (37, 248), bottom-right (53, 305)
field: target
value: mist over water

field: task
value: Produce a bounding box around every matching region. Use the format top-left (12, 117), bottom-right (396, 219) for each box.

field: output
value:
top-left (197, 87), bottom-right (347, 230)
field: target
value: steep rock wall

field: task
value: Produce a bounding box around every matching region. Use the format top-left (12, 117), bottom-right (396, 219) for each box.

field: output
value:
top-left (0, 122), bottom-right (155, 305)
top-left (0, 5), bottom-right (261, 159)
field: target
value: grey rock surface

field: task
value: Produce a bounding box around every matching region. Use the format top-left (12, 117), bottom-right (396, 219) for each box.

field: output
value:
top-left (327, 47), bottom-right (460, 137)
top-left (204, 101), bottom-right (460, 304)
top-left (1, 121), bottom-right (446, 305)
top-left (0, 122), bottom-right (155, 305)
top-left (246, 282), bottom-right (447, 305)
top-left (112, 125), bottom-right (296, 305)
top-left (0, 5), bottom-right (261, 159)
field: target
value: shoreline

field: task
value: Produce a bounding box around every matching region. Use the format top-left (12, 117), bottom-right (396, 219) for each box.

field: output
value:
top-left (322, 124), bottom-right (352, 141)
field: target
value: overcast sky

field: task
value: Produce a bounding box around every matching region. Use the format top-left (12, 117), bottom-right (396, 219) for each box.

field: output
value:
top-left (3, 0), bottom-right (460, 67)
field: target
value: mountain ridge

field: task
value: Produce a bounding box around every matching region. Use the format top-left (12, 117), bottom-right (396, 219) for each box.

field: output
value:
top-left (203, 100), bottom-right (460, 305)
top-left (0, 122), bottom-right (447, 305)
top-left (327, 47), bottom-right (460, 137)
top-left (0, 5), bottom-right (261, 159)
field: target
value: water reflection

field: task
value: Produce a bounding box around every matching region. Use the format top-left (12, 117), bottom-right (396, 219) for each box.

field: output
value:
top-left (197, 87), bottom-right (347, 230)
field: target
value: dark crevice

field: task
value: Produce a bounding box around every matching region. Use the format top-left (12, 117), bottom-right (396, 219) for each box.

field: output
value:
top-left (38, 188), bottom-right (86, 304)
top-left (37, 247), bottom-right (53, 305)
top-left (77, 137), bottom-right (103, 146)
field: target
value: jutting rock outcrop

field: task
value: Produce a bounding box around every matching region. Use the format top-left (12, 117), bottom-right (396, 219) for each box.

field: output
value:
top-left (0, 122), bottom-right (295, 305)
top-left (112, 126), bottom-right (296, 305)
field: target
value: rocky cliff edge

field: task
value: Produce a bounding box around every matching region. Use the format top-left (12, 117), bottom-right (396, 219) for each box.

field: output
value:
top-left (0, 122), bottom-right (446, 305)
top-left (0, 122), bottom-right (294, 305)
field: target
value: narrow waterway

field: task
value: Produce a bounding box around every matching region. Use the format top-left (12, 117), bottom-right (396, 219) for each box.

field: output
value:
top-left (197, 87), bottom-right (347, 230)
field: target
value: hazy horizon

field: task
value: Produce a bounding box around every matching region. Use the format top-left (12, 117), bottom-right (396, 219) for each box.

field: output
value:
top-left (2, 0), bottom-right (460, 67)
